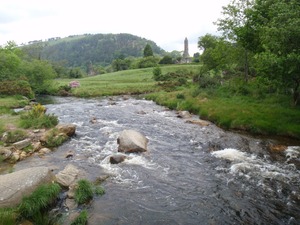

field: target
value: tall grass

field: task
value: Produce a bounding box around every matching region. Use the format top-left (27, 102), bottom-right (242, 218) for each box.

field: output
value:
top-left (146, 86), bottom-right (300, 139)
top-left (0, 208), bottom-right (17, 225)
top-left (18, 183), bottom-right (61, 219)
top-left (74, 179), bottom-right (94, 204)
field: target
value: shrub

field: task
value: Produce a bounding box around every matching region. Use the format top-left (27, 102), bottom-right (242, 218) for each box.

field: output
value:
top-left (152, 66), bottom-right (162, 80)
top-left (2, 129), bottom-right (27, 143)
top-left (20, 104), bottom-right (58, 129)
top-left (43, 128), bottom-right (68, 148)
top-left (0, 80), bottom-right (34, 99)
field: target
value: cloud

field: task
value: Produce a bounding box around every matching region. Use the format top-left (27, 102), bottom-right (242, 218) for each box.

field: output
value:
top-left (0, 0), bottom-right (231, 53)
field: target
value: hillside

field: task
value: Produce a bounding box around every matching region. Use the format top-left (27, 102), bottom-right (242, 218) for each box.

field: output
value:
top-left (23, 33), bottom-right (166, 67)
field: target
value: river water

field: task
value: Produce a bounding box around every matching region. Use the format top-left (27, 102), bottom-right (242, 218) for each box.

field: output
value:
top-left (15, 96), bottom-right (300, 224)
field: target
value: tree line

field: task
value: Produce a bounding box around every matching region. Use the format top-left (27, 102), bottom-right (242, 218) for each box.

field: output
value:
top-left (197, 0), bottom-right (300, 105)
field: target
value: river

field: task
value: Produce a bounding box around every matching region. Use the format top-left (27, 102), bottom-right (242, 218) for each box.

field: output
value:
top-left (15, 96), bottom-right (300, 225)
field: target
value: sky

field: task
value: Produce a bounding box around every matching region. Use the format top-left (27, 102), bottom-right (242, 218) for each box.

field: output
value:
top-left (0, 0), bottom-right (231, 55)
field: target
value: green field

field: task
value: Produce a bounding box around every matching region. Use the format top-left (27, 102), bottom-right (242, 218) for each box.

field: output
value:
top-left (1, 64), bottom-right (300, 140)
top-left (55, 65), bottom-right (200, 97)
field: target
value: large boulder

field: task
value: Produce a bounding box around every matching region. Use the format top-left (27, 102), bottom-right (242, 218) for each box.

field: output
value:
top-left (117, 130), bottom-right (148, 153)
top-left (40, 124), bottom-right (76, 147)
top-left (0, 167), bottom-right (55, 207)
top-left (55, 164), bottom-right (80, 188)
top-left (56, 124), bottom-right (76, 137)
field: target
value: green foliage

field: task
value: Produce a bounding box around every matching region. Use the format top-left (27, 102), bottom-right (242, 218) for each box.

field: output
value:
top-left (112, 58), bottom-right (132, 71)
top-left (143, 44), bottom-right (154, 57)
top-left (18, 183), bottom-right (61, 219)
top-left (152, 66), bottom-right (162, 80)
top-left (22, 59), bottom-right (56, 94)
top-left (74, 179), bottom-right (94, 204)
top-left (43, 128), bottom-right (68, 148)
top-left (69, 67), bottom-right (84, 78)
top-left (20, 104), bottom-right (58, 129)
top-left (0, 80), bottom-right (34, 98)
top-left (137, 56), bottom-right (159, 68)
top-left (70, 210), bottom-right (88, 225)
top-left (216, 0), bottom-right (300, 104)
top-left (2, 129), bottom-right (27, 143)
top-left (0, 208), bottom-right (17, 225)
top-left (159, 55), bottom-right (173, 64)
top-left (94, 186), bottom-right (105, 196)
top-left (24, 33), bottom-right (165, 67)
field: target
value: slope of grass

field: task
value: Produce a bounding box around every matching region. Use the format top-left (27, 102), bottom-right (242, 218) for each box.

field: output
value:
top-left (56, 65), bottom-right (201, 97)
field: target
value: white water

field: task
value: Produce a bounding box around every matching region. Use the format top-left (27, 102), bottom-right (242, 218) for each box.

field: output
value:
top-left (14, 96), bottom-right (300, 224)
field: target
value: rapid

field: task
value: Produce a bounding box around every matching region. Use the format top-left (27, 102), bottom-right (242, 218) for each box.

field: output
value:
top-left (15, 96), bottom-right (300, 224)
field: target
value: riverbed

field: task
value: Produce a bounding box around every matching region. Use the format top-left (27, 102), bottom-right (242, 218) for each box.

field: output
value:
top-left (15, 96), bottom-right (300, 224)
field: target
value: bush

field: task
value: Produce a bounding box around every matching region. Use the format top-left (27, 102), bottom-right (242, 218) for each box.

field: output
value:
top-left (0, 80), bottom-right (34, 99)
top-left (20, 104), bottom-right (58, 129)
top-left (43, 128), bottom-right (68, 148)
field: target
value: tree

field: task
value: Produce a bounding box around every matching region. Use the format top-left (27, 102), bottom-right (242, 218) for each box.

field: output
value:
top-left (159, 55), bottom-right (173, 64)
top-left (252, 0), bottom-right (300, 105)
top-left (143, 44), bottom-right (154, 57)
top-left (216, 0), bottom-right (255, 81)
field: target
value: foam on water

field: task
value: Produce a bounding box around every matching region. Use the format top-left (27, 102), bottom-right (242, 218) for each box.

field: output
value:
top-left (211, 148), bottom-right (248, 161)
top-left (211, 148), bottom-right (299, 183)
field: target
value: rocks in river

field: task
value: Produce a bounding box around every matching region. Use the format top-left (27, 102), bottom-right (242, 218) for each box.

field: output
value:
top-left (117, 130), bottom-right (148, 153)
top-left (177, 110), bottom-right (192, 119)
top-left (40, 124), bottom-right (76, 146)
top-left (186, 119), bottom-right (210, 126)
top-left (55, 164), bottom-right (81, 188)
top-left (110, 154), bottom-right (127, 164)
top-left (12, 138), bottom-right (31, 149)
top-left (0, 167), bottom-right (55, 207)
top-left (56, 124), bottom-right (76, 137)
top-left (0, 146), bottom-right (13, 160)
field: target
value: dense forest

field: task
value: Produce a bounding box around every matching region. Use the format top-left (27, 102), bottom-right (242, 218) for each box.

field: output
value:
top-left (22, 33), bottom-right (166, 67)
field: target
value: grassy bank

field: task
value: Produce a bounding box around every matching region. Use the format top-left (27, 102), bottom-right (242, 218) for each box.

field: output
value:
top-left (146, 87), bottom-right (300, 139)
top-left (55, 65), bottom-right (201, 97)
top-left (1, 64), bottom-right (299, 140)
top-left (54, 64), bottom-right (300, 139)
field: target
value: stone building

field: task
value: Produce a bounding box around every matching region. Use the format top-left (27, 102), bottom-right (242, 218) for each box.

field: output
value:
top-left (181, 37), bottom-right (192, 63)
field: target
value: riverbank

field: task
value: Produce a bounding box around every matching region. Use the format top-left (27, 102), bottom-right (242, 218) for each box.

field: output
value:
top-left (53, 65), bottom-right (300, 140)
top-left (1, 64), bottom-right (300, 141)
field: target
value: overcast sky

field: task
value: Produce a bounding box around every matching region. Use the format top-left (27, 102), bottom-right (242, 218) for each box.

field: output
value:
top-left (0, 0), bottom-right (231, 55)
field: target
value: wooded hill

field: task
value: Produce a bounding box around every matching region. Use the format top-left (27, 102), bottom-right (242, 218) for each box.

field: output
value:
top-left (23, 33), bottom-right (166, 67)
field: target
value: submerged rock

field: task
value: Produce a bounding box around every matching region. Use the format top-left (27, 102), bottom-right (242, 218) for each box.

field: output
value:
top-left (117, 130), bottom-right (148, 153)
top-left (0, 167), bottom-right (54, 207)
top-left (110, 154), bottom-right (127, 164)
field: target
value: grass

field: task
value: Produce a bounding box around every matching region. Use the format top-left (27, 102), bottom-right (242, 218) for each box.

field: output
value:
top-left (55, 65), bottom-right (201, 97)
top-left (0, 95), bottom-right (29, 108)
top-left (18, 183), bottom-right (61, 218)
top-left (70, 210), bottom-right (88, 225)
top-left (74, 179), bottom-right (94, 204)
top-left (0, 208), bottom-right (17, 225)
top-left (146, 86), bottom-right (300, 139)
top-left (74, 179), bottom-right (106, 204)
top-left (0, 183), bottom-right (62, 225)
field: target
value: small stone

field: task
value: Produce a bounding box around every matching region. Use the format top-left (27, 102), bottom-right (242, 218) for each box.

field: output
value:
top-left (39, 148), bottom-right (52, 154)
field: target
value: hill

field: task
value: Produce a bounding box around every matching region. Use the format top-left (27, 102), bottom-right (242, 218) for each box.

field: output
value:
top-left (23, 33), bottom-right (166, 67)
